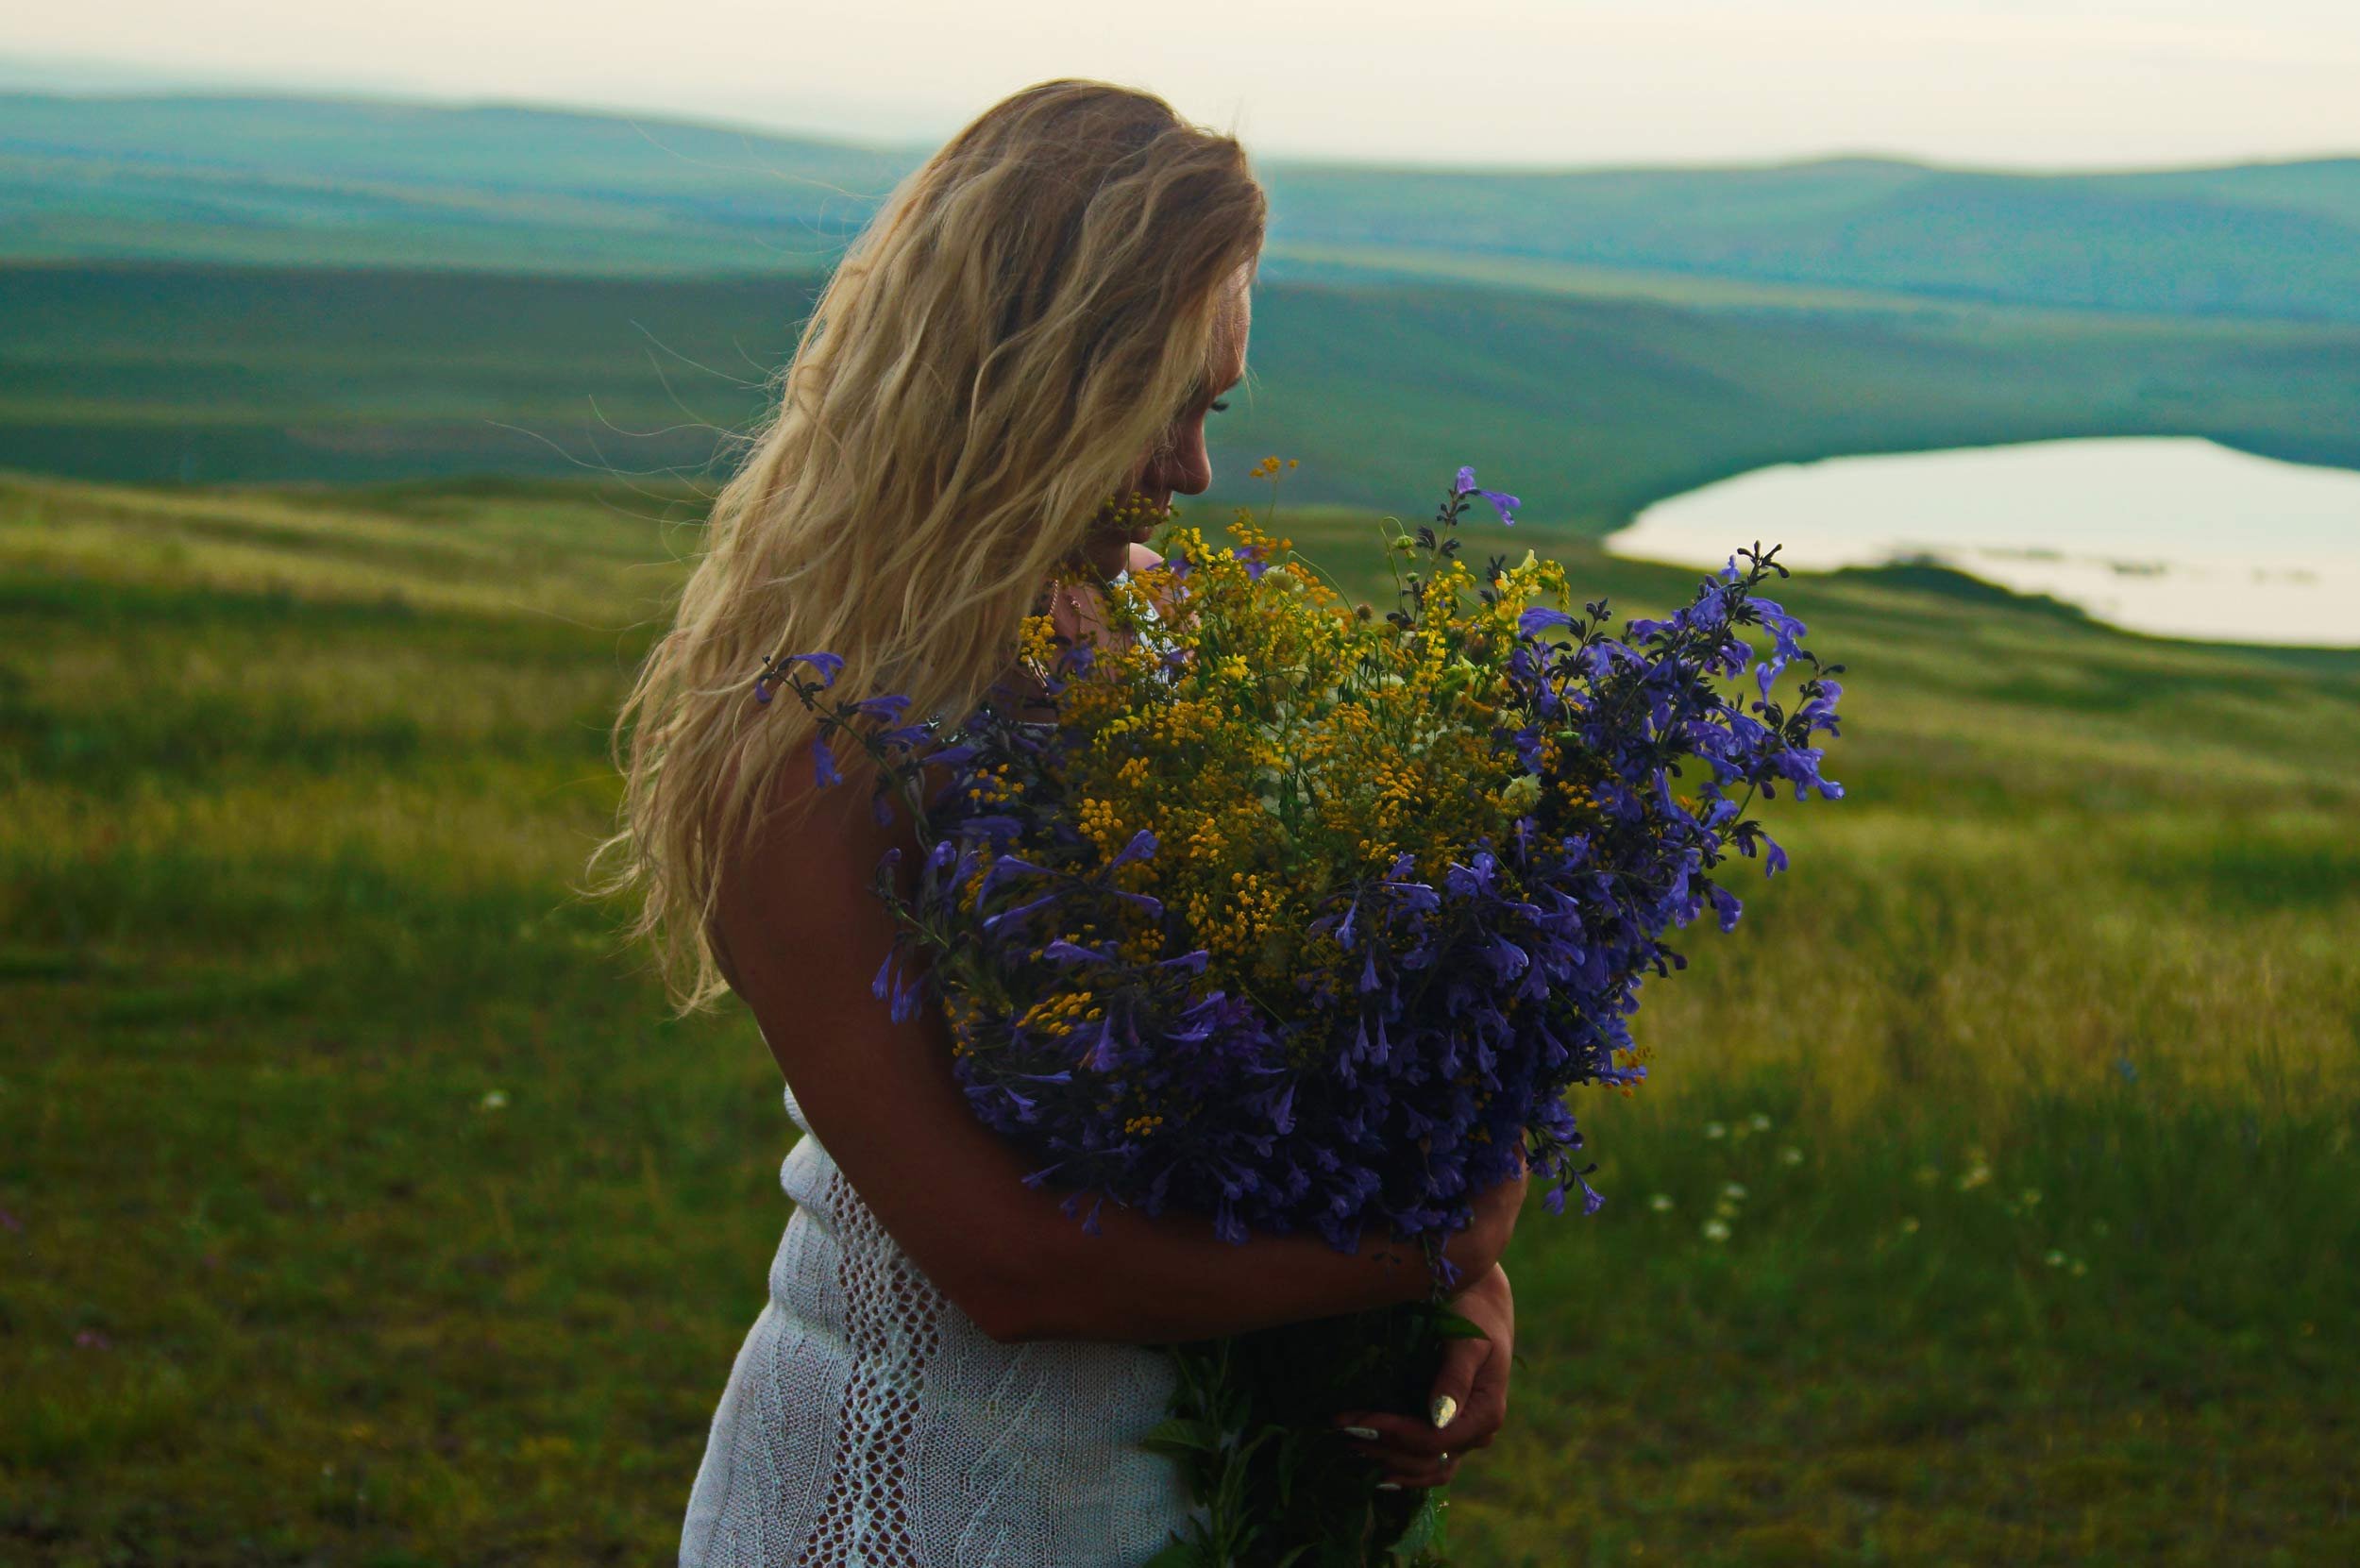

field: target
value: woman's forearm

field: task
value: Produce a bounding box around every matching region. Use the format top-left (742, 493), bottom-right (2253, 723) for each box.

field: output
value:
top-left (952, 1159), bottom-right (1524, 1344)
top-left (976, 1200), bottom-right (1427, 1343)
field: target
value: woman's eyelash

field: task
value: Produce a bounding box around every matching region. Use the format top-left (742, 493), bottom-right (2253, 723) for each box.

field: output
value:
top-left (1209, 399), bottom-right (1230, 413)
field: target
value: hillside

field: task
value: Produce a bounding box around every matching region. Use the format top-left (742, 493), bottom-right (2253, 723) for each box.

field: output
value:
top-left (6, 91), bottom-right (2359, 319)
top-left (6, 258), bottom-right (2355, 523)
top-left (1261, 156), bottom-right (2360, 321)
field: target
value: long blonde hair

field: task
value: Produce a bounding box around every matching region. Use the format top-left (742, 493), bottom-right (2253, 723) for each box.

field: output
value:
top-left (586, 78), bottom-right (1268, 1014)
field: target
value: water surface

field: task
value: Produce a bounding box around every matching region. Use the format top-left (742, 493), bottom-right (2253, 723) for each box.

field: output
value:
top-left (1609, 438), bottom-right (2360, 647)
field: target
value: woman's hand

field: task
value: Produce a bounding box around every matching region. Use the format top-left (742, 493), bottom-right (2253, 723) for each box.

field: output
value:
top-left (1331, 1262), bottom-right (1516, 1492)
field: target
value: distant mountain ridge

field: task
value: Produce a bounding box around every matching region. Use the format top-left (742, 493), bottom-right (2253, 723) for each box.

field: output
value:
top-left (5, 89), bottom-right (2358, 319)
top-left (1265, 156), bottom-right (2360, 320)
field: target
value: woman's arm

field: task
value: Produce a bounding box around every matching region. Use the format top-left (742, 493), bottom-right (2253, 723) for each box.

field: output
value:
top-left (710, 760), bottom-right (1526, 1346)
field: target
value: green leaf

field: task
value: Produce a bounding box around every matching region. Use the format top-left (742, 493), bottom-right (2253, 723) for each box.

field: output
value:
top-left (1429, 1309), bottom-right (1492, 1341)
top-left (1142, 1540), bottom-right (1202, 1568)
top-left (1392, 1491), bottom-right (1447, 1558)
top-left (1140, 1418), bottom-right (1218, 1458)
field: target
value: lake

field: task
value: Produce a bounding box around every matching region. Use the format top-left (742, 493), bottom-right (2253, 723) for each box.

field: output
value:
top-left (1608, 437), bottom-right (2360, 648)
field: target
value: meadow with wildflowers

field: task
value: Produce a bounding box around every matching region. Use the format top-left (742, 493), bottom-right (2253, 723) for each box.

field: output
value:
top-left (2, 468), bottom-right (2354, 1565)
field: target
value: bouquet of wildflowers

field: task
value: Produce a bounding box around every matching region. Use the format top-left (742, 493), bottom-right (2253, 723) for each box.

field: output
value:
top-left (763, 466), bottom-right (1844, 1565)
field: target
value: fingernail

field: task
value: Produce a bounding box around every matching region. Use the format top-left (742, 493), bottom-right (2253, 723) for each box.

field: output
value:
top-left (1339, 1425), bottom-right (1380, 1441)
top-left (1375, 1482), bottom-right (1403, 1492)
top-left (1430, 1395), bottom-right (1458, 1430)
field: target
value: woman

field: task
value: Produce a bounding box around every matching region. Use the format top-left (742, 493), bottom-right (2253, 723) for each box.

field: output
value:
top-left (592, 79), bottom-right (1526, 1566)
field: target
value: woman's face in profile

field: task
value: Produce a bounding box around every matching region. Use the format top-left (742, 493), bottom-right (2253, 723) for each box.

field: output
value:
top-left (1087, 268), bottom-right (1253, 573)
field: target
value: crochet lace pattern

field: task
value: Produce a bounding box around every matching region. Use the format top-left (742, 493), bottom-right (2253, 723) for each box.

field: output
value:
top-left (681, 1083), bottom-right (1197, 1567)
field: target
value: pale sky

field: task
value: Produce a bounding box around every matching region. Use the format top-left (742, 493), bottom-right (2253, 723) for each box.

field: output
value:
top-left (8, 0), bottom-right (2359, 168)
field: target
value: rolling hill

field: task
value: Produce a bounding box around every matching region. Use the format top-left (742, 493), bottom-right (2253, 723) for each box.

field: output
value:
top-left (6, 90), bottom-right (2359, 319)
top-left (7, 258), bottom-right (2355, 524)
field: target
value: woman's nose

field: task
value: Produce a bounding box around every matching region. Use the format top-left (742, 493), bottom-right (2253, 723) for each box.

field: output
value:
top-left (1145, 430), bottom-right (1214, 497)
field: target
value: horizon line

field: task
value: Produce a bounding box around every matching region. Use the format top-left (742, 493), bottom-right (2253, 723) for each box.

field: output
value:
top-left (4, 64), bottom-right (2356, 182)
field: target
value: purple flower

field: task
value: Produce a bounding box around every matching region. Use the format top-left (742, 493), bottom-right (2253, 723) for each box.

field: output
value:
top-left (1043, 939), bottom-right (1114, 965)
top-left (1517, 607), bottom-right (1576, 639)
top-left (1452, 465), bottom-right (1520, 525)
top-left (1108, 829), bottom-right (1159, 869)
top-left (790, 651), bottom-right (846, 686)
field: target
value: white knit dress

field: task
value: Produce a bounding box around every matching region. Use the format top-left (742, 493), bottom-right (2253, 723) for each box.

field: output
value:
top-left (680, 1078), bottom-right (1198, 1566)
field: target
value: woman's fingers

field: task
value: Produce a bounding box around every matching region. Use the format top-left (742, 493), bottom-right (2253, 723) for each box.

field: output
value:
top-left (1437, 1344), bottom-right (1509, 1453)
top-left (1424, 1333), bottom-right (1488, 1436)
top-left (1333, 1408), bottom-right (1450, 1459)
top-left (1336, 1426), bottom-right (1458, 1489)
top-left (1331, 1401), bottom-right (1504, 1483)
top-left (1374, 1454), bottom-right (1458, 1491)
top-left (1333, 1399), bottom-right (1490, 1482)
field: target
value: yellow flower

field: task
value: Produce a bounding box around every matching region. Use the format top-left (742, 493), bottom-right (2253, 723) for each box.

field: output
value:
top-left (1008, 513), bottom-right (1599, 1010)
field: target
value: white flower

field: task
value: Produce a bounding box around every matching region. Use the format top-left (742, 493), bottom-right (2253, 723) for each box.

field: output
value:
top-left (1703, 1121), bottom-right (1728, 1139)
top-left (1777, 1146), bottom-right (1804, 1166)
top-left (1722, 1182), bottom-right (1748, 1201)
top-left (1747, 1112), bottom-right (1772, 1132)
top-left (479, 1089), bottom-right (510, 1112)
top-left (1648, 1193), bottom-right (1676, 1212)
top-left (1702, 1219), bottom-right (1731, 1242)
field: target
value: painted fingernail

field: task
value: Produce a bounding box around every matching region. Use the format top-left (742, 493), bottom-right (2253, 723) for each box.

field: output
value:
top-left (1430, 1395), bottom-right (1458, 1429)
top-left (1339, 1425), bottom-right (1380, 1441)
top-left (1375, 1482), bottom-right (1404, 1492)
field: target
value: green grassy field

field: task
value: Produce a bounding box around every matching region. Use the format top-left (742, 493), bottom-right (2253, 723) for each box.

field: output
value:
top-left (9, 258), bottom-right (2360, 528)
top-left (3, 469), bottom-right (2353, 1564)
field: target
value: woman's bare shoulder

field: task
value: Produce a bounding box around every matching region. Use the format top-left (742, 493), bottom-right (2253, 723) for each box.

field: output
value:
top-left (1126, 541), bottom-right (1165, 574)
top-left (709, 745), bottom-right (897, 987)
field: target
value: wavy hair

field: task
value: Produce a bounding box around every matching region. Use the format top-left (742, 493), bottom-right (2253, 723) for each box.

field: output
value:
top-left (585, 78), bottom-right (1268, 1014)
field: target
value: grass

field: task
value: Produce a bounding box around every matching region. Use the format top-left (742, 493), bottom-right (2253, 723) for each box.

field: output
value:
top-left (2, 470), bottom-right (2355, 1565)
top-left (8, 258), bottom-right (2360, 531)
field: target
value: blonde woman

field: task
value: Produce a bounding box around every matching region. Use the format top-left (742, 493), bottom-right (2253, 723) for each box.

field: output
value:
top-left (593, 79), bottom-right (1526, 1565)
